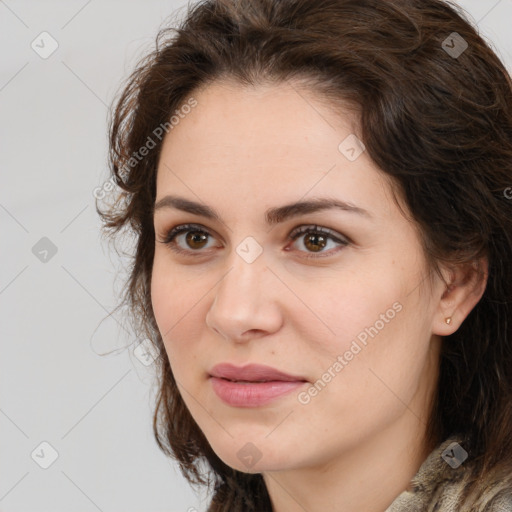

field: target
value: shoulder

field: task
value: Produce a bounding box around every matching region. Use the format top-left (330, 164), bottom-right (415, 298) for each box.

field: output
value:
top-left (386, 437), bottom-right (512, 512)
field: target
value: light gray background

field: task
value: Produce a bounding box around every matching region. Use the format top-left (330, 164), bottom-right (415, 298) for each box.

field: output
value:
top-left (1, 1), bottom-right (511, 511)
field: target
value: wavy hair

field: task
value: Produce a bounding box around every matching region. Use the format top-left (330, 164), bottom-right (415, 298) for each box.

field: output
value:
top-left (97, 0), bottom-right (512, 510)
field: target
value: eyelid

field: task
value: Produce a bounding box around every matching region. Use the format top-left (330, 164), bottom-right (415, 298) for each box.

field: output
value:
top-left (288, 224), bottom-right (350, 243)
top-left (158, 222), bottom-right (350, 258)
top-left (159, 223), bottom-right (220, 245)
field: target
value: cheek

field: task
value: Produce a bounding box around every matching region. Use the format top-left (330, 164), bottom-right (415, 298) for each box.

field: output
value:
top-left (150, 257), bottom-right (173, 336)
top-left (150, 257), bottom-right (185, 354)
top-left (317, 288), bottom-right (433, 415)
top-left (151, 252), bottom-right (197, 331)
top-left (288, 267), bottom-right (406, 361)
top-left (293, 264), bottom-right (431, 414)
top-left (150, 254), bottom-right (208, 370)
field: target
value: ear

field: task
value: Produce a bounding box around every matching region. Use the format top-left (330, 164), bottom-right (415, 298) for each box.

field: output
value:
top-left (432, 256), bottom-right (488, 336)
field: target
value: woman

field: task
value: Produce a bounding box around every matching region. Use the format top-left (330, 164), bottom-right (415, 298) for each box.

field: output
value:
top-left (97, 0), bottom-right (512, 510)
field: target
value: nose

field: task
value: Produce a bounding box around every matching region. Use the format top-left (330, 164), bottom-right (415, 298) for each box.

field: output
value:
top-left (205, 247), bottom-right (283, 343)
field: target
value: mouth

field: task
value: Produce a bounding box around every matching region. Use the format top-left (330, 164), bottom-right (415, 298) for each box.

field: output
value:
top-left (209, 363), bottom-right (308, 383)
top-left (208, 363), bottom-right (308, 407)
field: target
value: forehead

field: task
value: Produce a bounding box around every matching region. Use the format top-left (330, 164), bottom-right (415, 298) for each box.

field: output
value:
top-left (155, 80), bottom-right (399, 222)
top-left (161, 79), bottom-right (357, 164)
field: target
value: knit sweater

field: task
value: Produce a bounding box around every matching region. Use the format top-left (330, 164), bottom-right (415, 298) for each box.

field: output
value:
top-left (385, 437), bottom-right (512, 512)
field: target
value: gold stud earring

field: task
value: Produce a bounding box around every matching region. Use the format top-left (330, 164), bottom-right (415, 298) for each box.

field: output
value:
top-left (445, 317), bottom-right (452, 325)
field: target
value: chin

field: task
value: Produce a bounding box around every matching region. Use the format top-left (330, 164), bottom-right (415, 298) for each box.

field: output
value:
top-left (207, 435), bottom-right (299, 474)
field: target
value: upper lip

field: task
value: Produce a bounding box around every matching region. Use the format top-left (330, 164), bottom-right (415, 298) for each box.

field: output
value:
top-left (209, 363), bottom-right (307, 382)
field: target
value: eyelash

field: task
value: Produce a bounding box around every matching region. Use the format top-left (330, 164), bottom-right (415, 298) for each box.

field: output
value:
top-left (158, 223), bottom-right (350, 260)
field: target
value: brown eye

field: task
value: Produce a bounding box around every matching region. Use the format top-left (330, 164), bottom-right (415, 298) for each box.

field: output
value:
top-left (303, 233), bottom-right (328, 252)
top-left (160, 223), bottom-right (217, 255)
top-left (289, 225), bottom-right (349, 259)
top-left (185, 231), bottom-right (209, 250)
top-left (159, 223), bottom-right (349, 260)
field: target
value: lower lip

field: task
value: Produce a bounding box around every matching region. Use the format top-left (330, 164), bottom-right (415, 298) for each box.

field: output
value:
top-left (210, 377), bottom-right (306, 407)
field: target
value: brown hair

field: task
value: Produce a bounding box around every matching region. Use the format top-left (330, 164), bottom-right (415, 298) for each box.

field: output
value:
top-left (97, 0), bottom-right (512, 510)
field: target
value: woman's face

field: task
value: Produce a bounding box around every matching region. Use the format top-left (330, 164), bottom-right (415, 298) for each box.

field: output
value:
top-left (151, 80), bottom-right (446, 473)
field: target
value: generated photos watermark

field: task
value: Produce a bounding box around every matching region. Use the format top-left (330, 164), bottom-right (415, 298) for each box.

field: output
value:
top-left (298, 301), bottom-right (403, 405)
top-left (93, 96), bottom-right (197, 200)
top-left (441, 441), bottom-right (468, 469)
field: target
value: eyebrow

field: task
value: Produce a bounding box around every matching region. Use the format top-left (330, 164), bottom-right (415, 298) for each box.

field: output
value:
top-left (154, 195), bottom-right (372, 225)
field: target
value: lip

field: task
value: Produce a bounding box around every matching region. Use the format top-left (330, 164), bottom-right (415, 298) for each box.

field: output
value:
top-left (210, 363), bottom-right (307, 382)
top-left (209, 363), bottom-right (308, 407)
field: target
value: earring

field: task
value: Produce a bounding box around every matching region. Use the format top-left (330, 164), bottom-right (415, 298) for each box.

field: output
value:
top-left (445, 317), bottom-right (452, 325)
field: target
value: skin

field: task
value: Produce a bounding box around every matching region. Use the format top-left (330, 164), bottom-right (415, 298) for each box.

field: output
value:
top-left (150, 80), bottom-right (488, 512)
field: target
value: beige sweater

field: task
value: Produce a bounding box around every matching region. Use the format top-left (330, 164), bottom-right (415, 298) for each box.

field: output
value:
top-left (386, 438), bottom-right (512, 512)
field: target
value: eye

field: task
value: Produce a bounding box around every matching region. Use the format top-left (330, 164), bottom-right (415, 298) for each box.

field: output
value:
top-left (287, 224), bottom-right (349, 259)
top-left (158, 223), bottom-right (219, 256)
top-left (157, 223), bottom-right (350, 259)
